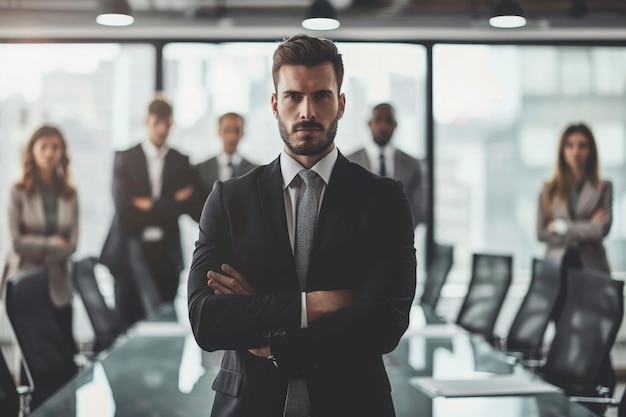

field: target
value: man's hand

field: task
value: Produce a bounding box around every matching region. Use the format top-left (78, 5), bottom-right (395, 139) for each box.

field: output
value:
top-left (174, 185), bottom-right (194, 202)
top-left (306, 290), bottom-right (353, 323)
top-left (248, 346), bottom-right (271, 358)
top-left (133, 197), bottom-right (153, 211)
top-left (207, 264), bottom-right (255, 295)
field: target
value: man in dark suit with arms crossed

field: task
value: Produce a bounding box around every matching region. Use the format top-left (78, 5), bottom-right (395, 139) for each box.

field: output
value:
top-left (188, 34), bottom-right (416, 417)
top-left (101, 98), bottom-right (197, 329)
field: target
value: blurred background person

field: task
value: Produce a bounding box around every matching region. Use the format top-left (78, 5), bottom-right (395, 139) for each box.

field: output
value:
top-left (2, 125), bottom-right (79, 348)
top-left (194, 112), bottom-right (257, 216)
top-left (347, 102), bottom-right (425, 229)
top-left (537, 122), bottom-right (614, 393)
top-left (100, 97), bottom-right (197, 329)
top-left (537, 122), bottom-right (612, 315)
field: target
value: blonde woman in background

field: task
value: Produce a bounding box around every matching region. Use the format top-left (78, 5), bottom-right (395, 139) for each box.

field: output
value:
top-left (3, 125), bottom-right (79, 349)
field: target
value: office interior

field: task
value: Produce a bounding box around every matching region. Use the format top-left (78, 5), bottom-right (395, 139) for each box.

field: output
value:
top-left (1, 0), bottom-right (626, 416)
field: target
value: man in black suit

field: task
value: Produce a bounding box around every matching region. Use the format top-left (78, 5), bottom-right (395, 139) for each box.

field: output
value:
top-left (101, 98), bottom-right (197, 329)
top-left (188, 34), bottom-right (416, 417)
top-left (347, 103), bottom-right (426, 228)
top-left (193, 112), bottom-right (257, 217)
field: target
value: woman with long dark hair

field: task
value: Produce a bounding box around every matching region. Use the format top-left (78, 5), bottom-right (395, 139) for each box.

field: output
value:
top-left (537, 121), bottom-right (613, 393)
top-left (3, 125), bottom-right (79, 347)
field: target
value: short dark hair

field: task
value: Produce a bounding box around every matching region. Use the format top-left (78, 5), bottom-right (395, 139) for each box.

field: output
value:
top-left (272, 33), bottom-right (344, 93)
top-left (372, 103), bottom-right (395, 119)
top-left (218, 112), bottom-right (244, 127)
top-left (148, 98), bottom-right (173, 119)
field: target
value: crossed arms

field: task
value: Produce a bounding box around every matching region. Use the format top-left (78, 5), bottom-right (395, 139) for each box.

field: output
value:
top-left (188, 177), bottom-right (416, 376)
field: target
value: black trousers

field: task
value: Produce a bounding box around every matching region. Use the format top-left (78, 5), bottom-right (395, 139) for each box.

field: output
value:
top-left (552, 248), bottom-right (583, 324)
top-left (142, 240), bottom-right (180, 304)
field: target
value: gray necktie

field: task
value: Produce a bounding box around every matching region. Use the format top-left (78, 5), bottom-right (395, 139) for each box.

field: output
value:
top-left (284, 169), bottom-right (319, 417)
top-left (227, 157), bottom-right (237, 179)
top-left (294, 169), bottom-right (320, 290)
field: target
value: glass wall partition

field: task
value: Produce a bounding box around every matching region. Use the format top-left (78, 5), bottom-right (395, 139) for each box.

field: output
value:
top-left (0, 43), bottom-right (156, 260)
top-left (433, 45), bottom-right (626, 298)
top-left (163, 42), bottom-right (428, 270)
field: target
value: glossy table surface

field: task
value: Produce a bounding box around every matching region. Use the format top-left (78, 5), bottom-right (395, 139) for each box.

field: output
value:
top-left (30, 305), bottom-right (600, 417)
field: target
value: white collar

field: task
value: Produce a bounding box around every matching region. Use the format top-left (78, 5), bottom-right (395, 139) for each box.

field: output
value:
top-left (141, 139), bottom-right (169, 159)
top-left (280, 145), bottom-right (338, 190)
top-left (365, 139), bottom-right (394, 159)
top-left (217, 152), bottom-right (242, 166)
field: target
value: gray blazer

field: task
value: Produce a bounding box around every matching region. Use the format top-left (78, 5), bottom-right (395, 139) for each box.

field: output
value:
top-left (347, 148), bottom-right (424, 228)
top-left (194, 156), bottom-right (257, 216)
top-left (537, 179), bottom-right (612, 273)
top-left (3, 184), bottom-right (79, 306)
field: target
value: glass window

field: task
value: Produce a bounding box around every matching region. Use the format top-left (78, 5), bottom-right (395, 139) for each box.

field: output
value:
top-left (163, 42), bottom-right (427, 268)
top-left (0, 44), bottom-right (156, 260)
top-left (433, 44), bottom-right (626, 291)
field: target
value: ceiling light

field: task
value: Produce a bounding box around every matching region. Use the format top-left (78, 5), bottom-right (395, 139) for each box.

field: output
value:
top-left (97, 0), bottom-right (134, 27)
top-left (489, 0), bottom-right (527, 29)
top-left (302, 0), bottom-right (340, 31)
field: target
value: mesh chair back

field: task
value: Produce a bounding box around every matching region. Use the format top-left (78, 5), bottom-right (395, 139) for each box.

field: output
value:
top-left (456, 253), bottom-right (513, 339)
top-left (5, 268), bottom-right (77, 409)
top-left (420, 243), bottom-right (453, 309)
top-left (543, 268), bottom-right (623, 396)
top-left (506, 258), bottom-right (561, 358)
top-left (0, 349), bottom-right (18, 417)
top-left (73, 257), bottom-right (122, 352)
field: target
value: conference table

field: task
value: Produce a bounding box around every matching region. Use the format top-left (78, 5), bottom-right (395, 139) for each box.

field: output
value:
top-left (29, 304), bottom-right (601, 417)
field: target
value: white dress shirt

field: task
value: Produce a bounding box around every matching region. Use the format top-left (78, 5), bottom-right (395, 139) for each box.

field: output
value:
top-left (365, 140), bottom-right (395, 178)
top-left (140, 139), bottom-right (169, 242)
top-left (217, 152), bottom-right (243, 181)
top-left (280, 145), bottom-right (338, 328)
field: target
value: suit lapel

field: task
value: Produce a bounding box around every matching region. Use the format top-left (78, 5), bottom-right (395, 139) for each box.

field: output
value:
top-left (312, 153), bottom-right (350, 267)
top-left (258, 158), bottom-right (296, 275)
top-left (131, 145), bottom-right (152, 196)
top-left (576, 180), bottom-right (602, 219)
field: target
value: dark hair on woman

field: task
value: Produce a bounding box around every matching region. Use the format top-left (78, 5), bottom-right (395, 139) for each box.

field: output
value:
top-left (542, 122), bottom-right (600, 219)
top-left (18, 125), bottom-right (76, 198)
top-left (272, 33), bottom-right (344, 94)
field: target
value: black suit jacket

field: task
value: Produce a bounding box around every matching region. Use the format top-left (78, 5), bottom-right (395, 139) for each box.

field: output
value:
top-left (188, 152), bottom-right (416, 417)
top-left (101, 144), bottom-right (197, 277)
top-left (347, 147), bottom-right (425, 228)
top-left (193, 155), bottom-right (257, 220)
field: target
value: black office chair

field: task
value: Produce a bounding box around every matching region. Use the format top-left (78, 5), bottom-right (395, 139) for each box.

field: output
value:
top-left (420, 243), bottom-right (453, 310)
top-left (0, 348), bottom-right (21, 417)
top-left (5, 268), bottom-right (78, 410)
top-left (542, 268), bottom-right (623, 398)
top-left (456, 253), bottom-right (513, 341)
top-left (73, 257), bottom-right (123, 352)
top-left (499, 258), bottom-right (561, 359)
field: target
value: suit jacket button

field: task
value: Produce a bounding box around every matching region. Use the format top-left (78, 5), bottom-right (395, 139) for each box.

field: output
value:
top-left (262, 330), bottom-right (271, 338)
top-left (278, 328), bottom-right (286, 336)
top-left (272, 329), bottom-right (279, 337)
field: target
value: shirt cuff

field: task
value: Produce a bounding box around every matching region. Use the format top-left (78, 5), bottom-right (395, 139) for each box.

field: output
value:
top-left (553, 219), bottom-right (568, 235)
top-left (300, 292), bottom-right (308, 329)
